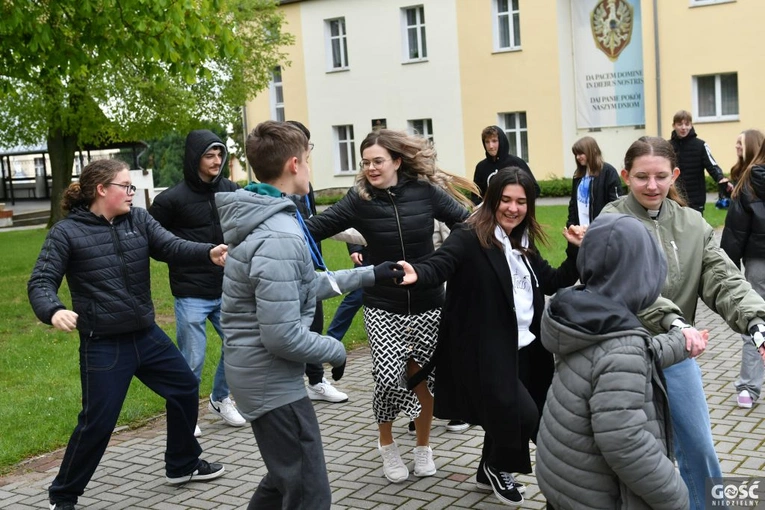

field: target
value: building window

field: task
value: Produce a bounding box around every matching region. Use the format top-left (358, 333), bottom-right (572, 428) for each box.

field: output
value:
top-left (334, 125), bottom-right (356, 173)
top-left (326, 18), bottom-right (349, 71)
top-left (693, 73), bottom-right (738, 121)
top-left (499, 112), bottom-right (528, 161)
top-left (691, 0), bottom-right (735, 6)
top-left (493, 0), bottom-right (520, 51)
top-left (270, 66), bottom-right (285, 122)
top-left (408, 119), bottom-right (433, 142)
top-left (402, 6), bottom-right (427, 62)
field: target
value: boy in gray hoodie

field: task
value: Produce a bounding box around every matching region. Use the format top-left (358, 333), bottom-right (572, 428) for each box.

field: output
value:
top-left (215, 121), bottom-right (404, 510)
top-left (536, 214), bottom-right (707, 509)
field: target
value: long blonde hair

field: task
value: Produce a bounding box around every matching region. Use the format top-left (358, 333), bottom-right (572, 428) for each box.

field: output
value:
top-left (354, 129), bottom-right (478, 208)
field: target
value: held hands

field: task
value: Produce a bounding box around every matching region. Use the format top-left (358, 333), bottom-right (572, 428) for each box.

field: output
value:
top-left (210, 244), bottom-right (228, 266)
top-left (51, 309), bottom-right (79, 332)
top-left (397, 260), bottom-right (418, 285)
top-left (563, 225), bottom-right (587, 246)
top-left (373, 261), bottom-right (405, 283)
top-left (350, 252), bottom-right (364, 265)
top-left (682, 327), bottom-right (709, 358)
top-left (747, 324), bottom-right (765, 362)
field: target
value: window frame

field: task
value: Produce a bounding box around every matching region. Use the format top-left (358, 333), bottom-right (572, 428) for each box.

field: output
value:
top-left (325, 17), bottom-right (350, 71)
top-left (690, 0), bottom-right (735, 7)
top-left (498, 112), bottom-right (529, 162)
top-left (333, 125), bottom-right (357, 174)
top-left (408, 118), bottom-right (434, 143)
top-left (269, 66), bottom-right (285, 122)
top-left (492, 0), bottom-right (521, 52)
top-left (401, 5), bottom-right (428, 63)
top-left (692, 72), bottom-right (739, 123)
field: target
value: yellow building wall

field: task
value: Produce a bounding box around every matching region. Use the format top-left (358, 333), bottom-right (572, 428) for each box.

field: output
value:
top-left (243, 2), bottom-right (309, 178)
top-left (649, 0), bottom-right (764, 172)
top-left (456, 0), bottom-right (566, 179)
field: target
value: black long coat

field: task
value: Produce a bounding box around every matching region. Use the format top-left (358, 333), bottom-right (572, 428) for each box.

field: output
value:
top-left (413, 224), bottom-right (578, 449)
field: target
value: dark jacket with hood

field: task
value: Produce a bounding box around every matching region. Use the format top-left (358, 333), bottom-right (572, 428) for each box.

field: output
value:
top-left (306, 175), bottom-right (468, 315)
top-left (670, 127), bottom-right (724, 211)
top-left (721, 164), bottom-right (765, 268)
top-left (536, 214), bottom-right (689, 510)
top-left (566, 162), bottom-right (621, 226)
top-left (28, 206), bottom-right (215, 337)
top-left (472, 126), bottom-right (540, 204)
top-left (149, 129), bottom-right (238, 299)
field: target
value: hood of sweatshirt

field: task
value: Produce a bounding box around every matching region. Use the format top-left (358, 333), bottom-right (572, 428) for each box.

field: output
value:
top-left (215, 186), bottom-right (295, 246)
top-left (482, 125), bottom-right (511, 162)
top-left (184, 129), bottom-right (228, 191)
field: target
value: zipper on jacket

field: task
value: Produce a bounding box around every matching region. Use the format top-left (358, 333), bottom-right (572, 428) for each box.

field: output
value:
top-left (387, 189), bottom-right (411, 314)
top-left (110, 223), bottom-right (141, 329)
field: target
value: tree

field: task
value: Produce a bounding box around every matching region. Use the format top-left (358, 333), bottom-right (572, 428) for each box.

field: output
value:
top-left (0, 0), bottom-right (291, 225)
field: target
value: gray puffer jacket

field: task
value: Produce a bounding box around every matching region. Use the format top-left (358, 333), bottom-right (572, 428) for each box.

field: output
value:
top-left (536, 214), bottom-right (690, 510)
top-left (216, 187), bottom-right (376, 421)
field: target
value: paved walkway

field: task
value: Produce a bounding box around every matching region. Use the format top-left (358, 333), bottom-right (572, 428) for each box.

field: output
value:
top-left (1, 300), bottom-right (764, 509)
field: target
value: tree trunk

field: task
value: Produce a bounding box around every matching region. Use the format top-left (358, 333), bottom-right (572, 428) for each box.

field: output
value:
top-left (46, 128), bottom-right (78, 227)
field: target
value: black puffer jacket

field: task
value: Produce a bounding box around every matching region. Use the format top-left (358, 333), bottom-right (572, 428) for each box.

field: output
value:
top-left (721, 165), bottom-right (765, 268)
top-left (307, 177), bottom-right (469, 314)
top-left (670, 127), bottom-right (724, 211)
top-left (28, 206), bottom-right (214, 336)
top-left (566, 163), bottom-right (622, 226)
top-left (149, 129), bottom-right (238, 298)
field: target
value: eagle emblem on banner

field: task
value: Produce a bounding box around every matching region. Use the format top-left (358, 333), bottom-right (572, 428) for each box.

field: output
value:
top-left (590, 0), bottom-right (634, 61)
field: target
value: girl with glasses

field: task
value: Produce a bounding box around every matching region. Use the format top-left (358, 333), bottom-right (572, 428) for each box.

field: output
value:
top-left (307, 129), bottom-right (477, 484)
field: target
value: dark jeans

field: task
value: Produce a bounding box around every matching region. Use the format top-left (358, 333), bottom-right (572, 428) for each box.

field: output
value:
top-left (248, 397), bottom-right (331, 510)
top-left (326, 287), bottom-right (363, 341)
top-left (49, 324), bottom-right (202, 505)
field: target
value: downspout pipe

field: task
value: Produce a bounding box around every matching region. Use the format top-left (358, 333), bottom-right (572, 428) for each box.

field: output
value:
top-left (652, 0), bottom-right (662, 136)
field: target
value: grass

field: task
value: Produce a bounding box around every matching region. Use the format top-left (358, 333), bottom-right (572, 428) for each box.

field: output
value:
top-left (0, 203), bottom-right (728, 473)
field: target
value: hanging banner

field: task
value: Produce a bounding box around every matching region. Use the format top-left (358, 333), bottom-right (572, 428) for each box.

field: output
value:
top-left (572, 0), bottom-right (645, 128)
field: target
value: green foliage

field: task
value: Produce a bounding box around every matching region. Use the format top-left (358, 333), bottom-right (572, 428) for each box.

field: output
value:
top-left (0, 0), bottom-right (292, 223)
top-left (537, 177), bottom-right (573, 198)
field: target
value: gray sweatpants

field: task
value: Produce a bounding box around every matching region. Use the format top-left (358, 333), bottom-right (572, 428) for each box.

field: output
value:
top-left (248, 397), bottom-right (331, 510)
top-left (736, 258), bottom-right (765, 401)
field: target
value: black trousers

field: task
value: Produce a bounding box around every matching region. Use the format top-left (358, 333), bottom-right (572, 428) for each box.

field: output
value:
top-left (248, 397), bottom-right (331, 510)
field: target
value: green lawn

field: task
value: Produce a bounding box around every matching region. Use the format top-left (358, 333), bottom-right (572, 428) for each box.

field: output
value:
top-left (0, 203), bottom-right (728, 473)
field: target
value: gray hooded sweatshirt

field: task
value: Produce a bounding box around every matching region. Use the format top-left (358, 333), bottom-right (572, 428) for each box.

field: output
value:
top-left (215, 187), bottom-right (376, 421)
top-left (536, 214), bottom-right (690, 510)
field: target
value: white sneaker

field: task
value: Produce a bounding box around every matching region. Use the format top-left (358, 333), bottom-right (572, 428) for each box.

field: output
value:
top-left (378, 440), bottom-right (409, 483)
top-left (413, 445), bottom-right (436, 477)
top-left (737, 389), bottom-right (754, 409)
top-left (208, 396), bottom-right (247, 426)
top-left (194, 424), bottom-right (202, 437)
top-left (307, 378), bottom-right (349, 403)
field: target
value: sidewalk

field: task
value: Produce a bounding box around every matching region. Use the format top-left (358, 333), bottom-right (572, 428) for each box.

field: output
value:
top-left (1, 300), bottom-right (764, 509)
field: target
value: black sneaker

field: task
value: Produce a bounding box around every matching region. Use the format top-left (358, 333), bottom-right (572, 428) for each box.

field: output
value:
top-left (49, 503), bottom-right (76, 510)
top-left (166, 459), bottom-right (225, 485)
top-left (408, 420), bottom-right (416, 436)
top-left (476, 460), bottom-right (525, 494)
top-left (483, 462), bottom-right (524, 506)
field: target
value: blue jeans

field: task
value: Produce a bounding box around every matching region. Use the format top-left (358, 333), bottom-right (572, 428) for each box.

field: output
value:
top-left (49, 324), bottom-right (202, 505)
top-left (664, 357), bottom-right (722, 510)
top-left (175, 297), bottom-right (229, 402)
top-left (326, 288), bottom-right (363, 341)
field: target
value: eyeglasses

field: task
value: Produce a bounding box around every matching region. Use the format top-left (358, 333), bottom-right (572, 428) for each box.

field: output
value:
top-left (107, 183), bottom-right (137, 195)
top-left (309, 143), bottom-right (315, 152)
top-left (359, 158), bottom-right (391, 171)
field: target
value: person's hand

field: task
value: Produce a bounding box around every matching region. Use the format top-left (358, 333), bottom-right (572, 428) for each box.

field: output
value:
top-left (397, 260), bottom-right (418, 285)
top-left (210, 244), bottom-right (228, 266)
top-left (759, 345), bottom-right (765, 362)
top-left (373, 261), bottom-right (405, 283)
top-left (682, 327), bottom-right (709, 358)
top-left (350, 252), bottom-right (364, 265)
top-left (563, 225), bottom-right (587, 246)
top-left (51, 309), bottom-right (78, 332)
top-left (332, 361), bottom-right (346, 381)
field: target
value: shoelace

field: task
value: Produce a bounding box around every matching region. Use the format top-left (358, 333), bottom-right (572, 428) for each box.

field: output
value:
top-left (413, 448), bottom-right (430, 466)
top-left (499, 470), bottom-right (516, 489)
top-left (381, 446), bottom-right (405, 468)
